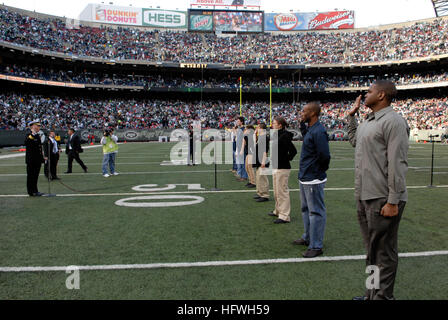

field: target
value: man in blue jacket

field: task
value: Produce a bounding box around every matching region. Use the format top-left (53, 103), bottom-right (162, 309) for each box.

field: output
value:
top-left (294, 102), bottom-right (331, 258)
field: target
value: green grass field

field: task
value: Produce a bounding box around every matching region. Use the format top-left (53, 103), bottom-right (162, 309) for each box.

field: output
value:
top-left (0, 140), bottom-right (447, 300)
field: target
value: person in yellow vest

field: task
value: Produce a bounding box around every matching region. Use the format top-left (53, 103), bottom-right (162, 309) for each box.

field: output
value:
top-left (101, 128), bottom-right (119, 178)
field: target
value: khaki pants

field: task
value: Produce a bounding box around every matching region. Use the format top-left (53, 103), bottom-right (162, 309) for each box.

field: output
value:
top-left (272, 169), bottom-right (291, 221)
top-left (245, 154), bottom-right (256, 185)
top-left (256, 167), bottom-right (270, 199)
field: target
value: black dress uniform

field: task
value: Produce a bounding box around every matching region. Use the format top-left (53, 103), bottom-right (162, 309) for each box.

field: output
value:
top-left (25, 129), bottom-right (45, 196)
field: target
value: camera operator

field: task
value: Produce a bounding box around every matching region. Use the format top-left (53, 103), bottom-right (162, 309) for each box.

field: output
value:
top-left (101, 127), bottom-right (119, 177)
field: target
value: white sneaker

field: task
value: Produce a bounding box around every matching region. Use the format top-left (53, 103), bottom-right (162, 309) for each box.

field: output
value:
top-left (103, 174), bottom-right (110, 177)
top-left (112, 172), bottom-right (119, 176)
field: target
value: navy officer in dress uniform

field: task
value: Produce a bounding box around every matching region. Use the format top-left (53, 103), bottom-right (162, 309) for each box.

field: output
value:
top-left (25, 120), bottom-right (46, 196)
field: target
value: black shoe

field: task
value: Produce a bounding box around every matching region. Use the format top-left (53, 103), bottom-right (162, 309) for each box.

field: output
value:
top-left (84, 167), bottom-right (88, 173)
top-left (268, 211), bottom-right (277, 217)
top-left (274, 218), bottom-right (289, 224)
top-left (302, 249), bottom-right (323, 258)
top-left (293, 238), bottom-right (309, 246)
top-left (256, 197), bottom-right (269, 202)
top-left (64, 171), bottom-right (72, 174)
top-left (352, 296), bottom-right (368, 301)
top-left (246, 183), bottom-right (256, 188)
top-left (253, 195), bottom-right (261, 199)
top-left (52, 177), bottom-right (60, 180)
top-left (31, 192), bottom-right (44, 197)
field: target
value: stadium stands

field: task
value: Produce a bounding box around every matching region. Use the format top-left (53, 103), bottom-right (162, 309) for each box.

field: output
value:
top-left (1, 93), bottom-right (446, 131)
top-left (0, 5), bottom-right (447, 135)
top-left (1, 7), bottom-right (448, 64)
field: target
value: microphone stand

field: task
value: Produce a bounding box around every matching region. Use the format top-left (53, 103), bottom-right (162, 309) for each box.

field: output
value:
top-left (210, 137), bottom-right (221, 191)
top-left (427, 134), bottom-right (438, 188)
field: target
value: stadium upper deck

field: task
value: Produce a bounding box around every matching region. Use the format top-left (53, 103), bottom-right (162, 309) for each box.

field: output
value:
top-left (1, 4), bottom-right (448, 67)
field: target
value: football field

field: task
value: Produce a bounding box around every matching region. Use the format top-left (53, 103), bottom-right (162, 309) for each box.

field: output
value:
top-left (0, 141), bottom-right (447, 300)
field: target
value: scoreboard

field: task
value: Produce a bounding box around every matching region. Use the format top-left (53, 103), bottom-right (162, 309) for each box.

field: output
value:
top-left (189, 9), bottom-right (263, 32)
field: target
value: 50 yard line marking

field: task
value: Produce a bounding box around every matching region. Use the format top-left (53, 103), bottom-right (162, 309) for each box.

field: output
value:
top-left (0, 250), bottom-right (447, 273)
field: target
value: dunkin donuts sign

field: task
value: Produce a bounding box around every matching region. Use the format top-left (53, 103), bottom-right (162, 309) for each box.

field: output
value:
top-left (265, 10), bottom-right (354, 31)
top-left (93, 4), bottom-right (142, 26)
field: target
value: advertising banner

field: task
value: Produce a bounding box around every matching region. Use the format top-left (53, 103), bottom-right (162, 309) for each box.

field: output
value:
top-left (142, 9), bottom-right (187, 29)
top-left (190, 0), bottom-right (261, 7)
top-left (92, 4), bottom-right (142, 26)
top-left (265, 11), bottom-right (354, 31)
top-left (189, 14), bottom-right (214, 31)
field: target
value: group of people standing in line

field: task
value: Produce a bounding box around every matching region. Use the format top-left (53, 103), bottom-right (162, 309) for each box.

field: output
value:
top-left (230, 80), bottom-right (409, 300)
top-left (24, 80), bottom-right (409, 300)
top-left (230, 105), bottom-right (330, 260)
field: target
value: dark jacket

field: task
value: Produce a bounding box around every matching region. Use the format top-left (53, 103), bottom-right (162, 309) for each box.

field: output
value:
top-left (271, 129), bottom-right (297, 169)
top-left (25, 131), bottom-right (44, 164)
top-left (298, 120), bottom-right (331, 182)
top-left (44, 137), bottom-right (60, 157)
top-left (65, 134), bottom-right (83, 154)
top-left (243, 130), bottom-right (255, 156)
top-left (253, 133), bottom-right (270, 168)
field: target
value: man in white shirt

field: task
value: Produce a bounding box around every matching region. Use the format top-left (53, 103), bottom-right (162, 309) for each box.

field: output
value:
top-left (44, 130), bottom-right (61, 180)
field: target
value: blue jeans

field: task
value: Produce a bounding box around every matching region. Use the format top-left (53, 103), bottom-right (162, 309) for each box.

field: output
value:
top-left (299, 181), bottom-right (326, 250)
top-left (102, 152), bottom-right (116, 174)
top-left (232, 141), bottom-right (237, 170)
top-left (236, 153), bottom-right (248, 179)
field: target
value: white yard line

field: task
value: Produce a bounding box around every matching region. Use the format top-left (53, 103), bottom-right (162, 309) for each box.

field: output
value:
top-left (0, 185), bottom-right (446, 198)
top-left (1, 250), bottom-right (447, 273)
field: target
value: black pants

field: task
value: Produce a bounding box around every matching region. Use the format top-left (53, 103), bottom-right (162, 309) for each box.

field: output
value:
top-left (188, 141), bottom-right (195, 165)
top-left (44, 153), bottom-right (59, 179)
top-left (67, 151), bottom-right (87, 172)
top-left (27, 162), bottom-right (42, 195)
top-left (357, 198), bottom-right (406, 300)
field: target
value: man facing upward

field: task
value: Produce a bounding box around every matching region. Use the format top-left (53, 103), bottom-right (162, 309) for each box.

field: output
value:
top-left (347, 80), bottom-right (409, 300)
top-left (294, 102), bottom-right (331, 258)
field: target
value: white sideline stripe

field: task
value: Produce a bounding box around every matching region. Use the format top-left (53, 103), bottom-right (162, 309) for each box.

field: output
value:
top-left (0, 144), bottom-right (104, 160)
top-left (1, 166), bottom-right (447, 177)
top-left (1, 250), bottom-right (447, 273)
top-left (0, 185), bottom-right (446, 198)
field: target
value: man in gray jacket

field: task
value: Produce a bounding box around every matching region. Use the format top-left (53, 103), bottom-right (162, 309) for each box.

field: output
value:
top-left (347, 80), bottom-right (409, 300)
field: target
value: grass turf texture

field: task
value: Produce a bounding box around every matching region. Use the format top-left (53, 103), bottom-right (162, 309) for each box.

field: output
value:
top-left (0, 141), bottom-right (447, 299)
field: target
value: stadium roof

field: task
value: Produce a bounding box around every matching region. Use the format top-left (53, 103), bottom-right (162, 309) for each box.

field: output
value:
top-left (432, 0), bottom-right (448, 16)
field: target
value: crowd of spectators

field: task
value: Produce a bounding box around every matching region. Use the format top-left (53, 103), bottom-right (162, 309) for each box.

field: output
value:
top-left (0, 7), bottom-right (446, 135)
top-left (1, 7), bottom-right (448, 65)
top-left (1, 63), bottom-right (447, 89)
top-left (1, 93), bottom-right (446, 132)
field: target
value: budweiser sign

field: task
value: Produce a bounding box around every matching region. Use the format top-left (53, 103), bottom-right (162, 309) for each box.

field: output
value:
top-left (308, 11), bottom-right (354, 30)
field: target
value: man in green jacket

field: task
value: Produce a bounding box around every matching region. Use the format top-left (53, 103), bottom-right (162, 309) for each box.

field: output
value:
top-left (101, 128), bottom-right (119, 178)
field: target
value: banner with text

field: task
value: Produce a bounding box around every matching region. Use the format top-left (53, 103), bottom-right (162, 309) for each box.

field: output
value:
top-left (91, 4), bottom-right (142, 26)
top-left (190, 0), bottom-right (261, 8)
top-left (142, 9), bottom-right (187, 28)
top-left (265, 11), bottom-right (355, 31)
top-left (189, 14), bottom-right (214, 31)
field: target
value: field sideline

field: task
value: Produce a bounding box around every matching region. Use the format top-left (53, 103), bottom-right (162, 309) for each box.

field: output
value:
top-left (0, 141), bottom-right (447, 300)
